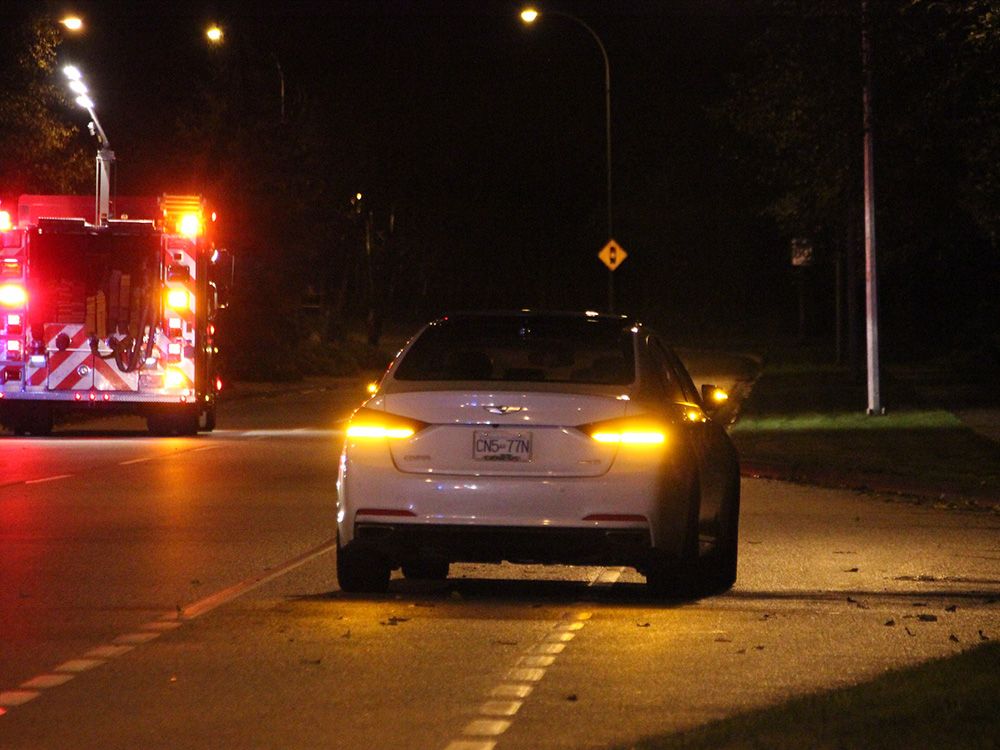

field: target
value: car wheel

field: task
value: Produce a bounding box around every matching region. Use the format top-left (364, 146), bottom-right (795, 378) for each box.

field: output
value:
top-left (336, 538), bottom-right (391, 593)
top-left (645, 475), bottom-right (701, 598)
top-left (402, 559), bottom-right (449, 581)
top-left (704, 470), bottom-right (740, 592)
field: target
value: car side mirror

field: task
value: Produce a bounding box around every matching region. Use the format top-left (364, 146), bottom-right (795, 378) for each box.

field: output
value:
top-left (701, 384), bottom-right (729, 414)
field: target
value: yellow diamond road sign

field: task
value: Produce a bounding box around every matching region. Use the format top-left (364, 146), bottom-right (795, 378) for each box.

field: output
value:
top-left (599, 239), bottom-right (628, 271)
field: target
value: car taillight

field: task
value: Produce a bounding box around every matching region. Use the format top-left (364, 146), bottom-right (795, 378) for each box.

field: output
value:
top-left (579, 416), bottom-right (668, 446)
top-left (346, 407), bottom-right (428, 440)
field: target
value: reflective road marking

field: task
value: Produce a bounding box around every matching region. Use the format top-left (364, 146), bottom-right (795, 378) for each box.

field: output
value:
top-left (441, 568), bottom-right (620, 749)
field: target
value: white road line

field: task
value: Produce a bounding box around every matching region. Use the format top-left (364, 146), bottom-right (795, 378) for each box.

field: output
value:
top-left (21, 674), bottom-right (74, 689)
top-left (444, 741), bottom-right (496, 750)
top-left (118, 457), bottom-right (152, 465)
top-left (85, 645), bottom-right (133, 659)
top-left (0, 539), bottom-right (338, 718)
top-left (463, 719), bottom-right (512, 736)
top-left (24, 474), bottom-right (73, 484)
top-left (54, 659), bottom-right (104, 673)
top-left (444, 608), bottom-right (596, 749)
top-left (181, 539), bottom-right (336, 619)
top-left (479, 701), bottom-right (522, 717)
top-left (0, 690), bottom-right (39, 707)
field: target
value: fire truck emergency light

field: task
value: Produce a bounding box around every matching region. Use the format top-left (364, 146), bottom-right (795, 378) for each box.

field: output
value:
top-left (179, 213), bottom-right (202, 237)
top-left (0, 284), bottom-right (27, 307)
top-left (164, 367), bottom-right (186, 390)
top-left (165, 289), bottom-right (189, 310)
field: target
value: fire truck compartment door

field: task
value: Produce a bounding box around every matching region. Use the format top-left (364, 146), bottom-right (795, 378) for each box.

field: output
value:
top-left (44, 324), bottom-right (95, 391)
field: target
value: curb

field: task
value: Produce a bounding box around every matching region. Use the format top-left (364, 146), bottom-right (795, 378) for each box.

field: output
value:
top-left (740, 460), bottom-right (1000, 512)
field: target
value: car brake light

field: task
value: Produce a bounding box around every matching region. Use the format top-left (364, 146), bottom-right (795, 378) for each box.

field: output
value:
top-left (581, 416), bottom-right (668, 446)
top-left (346, 407), bottom-right (427, 440)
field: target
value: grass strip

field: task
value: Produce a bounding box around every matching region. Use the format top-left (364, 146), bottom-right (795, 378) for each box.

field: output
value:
top-left (615, 642), bottom-right (1000, 750)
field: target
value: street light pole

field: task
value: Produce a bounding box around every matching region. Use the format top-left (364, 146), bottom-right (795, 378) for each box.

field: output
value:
top-left (520, 8), bottom-right (615, 311)
top-left (861, 0), bottom-right (882, 414)
top-left (63, 65), bottom-right (114, 225)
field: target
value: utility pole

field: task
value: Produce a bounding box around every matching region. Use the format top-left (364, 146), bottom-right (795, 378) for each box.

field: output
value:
top-left (861, 0), bottom-right (883, 414)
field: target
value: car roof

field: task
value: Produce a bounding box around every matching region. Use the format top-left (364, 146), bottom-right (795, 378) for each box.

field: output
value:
top-left (434, 310), bottom-right (640, 326)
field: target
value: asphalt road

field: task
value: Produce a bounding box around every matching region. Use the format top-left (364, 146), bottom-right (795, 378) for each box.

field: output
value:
top-left (1, 359), bottom-right (998, 749)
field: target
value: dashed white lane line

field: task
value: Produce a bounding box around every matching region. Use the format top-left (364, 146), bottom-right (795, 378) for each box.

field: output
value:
top-left (54, 659), bottom-right (104, 673)
top-left (0, 539), bottom-right (337, 717)
top-left (118, 457), bottom-right (152, 465)
top-left (442, 569), bottom-right (622, 749)
top-left (0, 690), bottom-right (40, 707)
top-left (24, 474), bottom-right (73, 485)
top-left (21, 674), bottom-right (75, 689)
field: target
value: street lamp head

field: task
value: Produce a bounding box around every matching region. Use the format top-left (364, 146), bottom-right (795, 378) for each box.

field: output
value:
top-left (60, 15), bottom-right (84, 32)
top-left (62, 65), bottom-right (82, 81)
top-left (520, 8), bottom-right (539, 24)
top-left (75, 94), bottom-right (94, 110)
top-left (206, 24), bottom-right (223, 43)
top-left (68, 80), bottom-right (88, 95)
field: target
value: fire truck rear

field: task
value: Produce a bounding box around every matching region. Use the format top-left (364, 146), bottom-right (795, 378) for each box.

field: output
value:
top-left (0, 194), bottom-right (230, 436)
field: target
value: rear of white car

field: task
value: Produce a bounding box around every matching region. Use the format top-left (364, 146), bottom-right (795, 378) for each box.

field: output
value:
top-left (336, 312), bottom-right (730, 593)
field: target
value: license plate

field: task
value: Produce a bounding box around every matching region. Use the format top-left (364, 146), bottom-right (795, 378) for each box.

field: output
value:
top-left (474, 430), bottom-right (532, 462)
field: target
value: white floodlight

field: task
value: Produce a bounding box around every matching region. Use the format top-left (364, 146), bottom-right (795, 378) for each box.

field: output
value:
top-left (75, 94), bottom-right (94, 109)
top-left (63, 65), bottom-right (83, 81)
top-left (69, 80), bottom-right (88, 95)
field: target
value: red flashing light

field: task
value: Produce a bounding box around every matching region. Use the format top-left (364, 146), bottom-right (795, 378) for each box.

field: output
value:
top-left (74, 393), bottom-right (82, 401)
top-left (215, 376), bottom-right (223, 392)
top-left (89, 392), bottom-right (97, 401)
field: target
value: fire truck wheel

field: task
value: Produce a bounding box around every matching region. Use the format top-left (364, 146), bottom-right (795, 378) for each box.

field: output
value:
top-left (199, 404), bottom-right (217, 432)
top-left (147, 412), bottom-right (199, 436)
top-left (12, 408), bottom-right (54, 437)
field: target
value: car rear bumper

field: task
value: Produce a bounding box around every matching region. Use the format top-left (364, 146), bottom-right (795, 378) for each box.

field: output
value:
top-left (347, 521), bottom-right (653, 567)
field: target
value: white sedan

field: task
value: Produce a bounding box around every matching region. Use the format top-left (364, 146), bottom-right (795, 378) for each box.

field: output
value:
top-left (336, 311), bottom-right (740, 596)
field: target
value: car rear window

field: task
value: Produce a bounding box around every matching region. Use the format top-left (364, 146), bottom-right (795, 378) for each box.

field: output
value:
top-left (393, 316), bottom-right (636, 384)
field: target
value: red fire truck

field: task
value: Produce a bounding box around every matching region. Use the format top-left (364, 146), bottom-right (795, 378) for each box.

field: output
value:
top-left (0, 194), bottom-right (230, 436)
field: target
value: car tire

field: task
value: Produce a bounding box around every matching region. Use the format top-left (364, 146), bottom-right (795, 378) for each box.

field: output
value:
top-left (645, 475), bottom-right (701, 598)
top-left (703, 470), bottom-right (740, 592)
top-left (336, 538), bottom-right (391, 593)
top-left (402, 559), bottom-right (449, 581)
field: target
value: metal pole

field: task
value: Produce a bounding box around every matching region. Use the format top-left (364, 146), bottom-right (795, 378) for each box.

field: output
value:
top-left (86, 107), bottom-right (114, 226)
top-left (549, 12), bottom-right (614, 311)
top-left (861, 0), bottom-right (883, 414)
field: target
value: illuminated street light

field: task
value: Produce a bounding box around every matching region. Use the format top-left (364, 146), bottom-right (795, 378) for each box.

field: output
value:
top-left (62, 65), bottom-right (114, 225)
top-left (519, 7), bottom-right (615, 311)
top-left (204, 24), bottom-right (285, 123)
top-left (60, 15), bottom-right (84, 32)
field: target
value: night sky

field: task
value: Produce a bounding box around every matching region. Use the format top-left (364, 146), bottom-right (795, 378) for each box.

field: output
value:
top-left (2, 1), bottom-right (776, 329)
